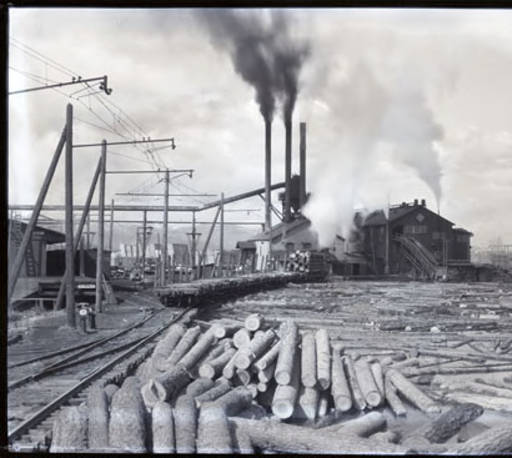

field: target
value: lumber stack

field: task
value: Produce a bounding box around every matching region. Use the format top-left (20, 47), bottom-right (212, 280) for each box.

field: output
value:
top-left (285, 250), bottom-right (329, 280)
top-left (52, 315), bottom-right (506, 454)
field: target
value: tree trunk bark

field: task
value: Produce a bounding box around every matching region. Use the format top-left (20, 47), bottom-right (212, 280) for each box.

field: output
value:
top-left (235, 329), bottom-right (275, 370)
top-left (108, 376), bottom-right (147, 452)
top-left (355, 358), bottom-right (382, 407)
top-left (179, 329), bottom-right (217, 370)
top-left (322, 411), bottom-right (386, 437)
top-left (315, 329), bottom-right (331, 390)
top-left (448, 423), bottom-right (512, 454)
top-left (301, 332), bottom-right (317, 388)
top-left (385, 368), bottom-right (440, 414)
top-left (254, 341), bottom-right (280, 371)
top-left (87, 384), bottom-right (109, 450)
top-left (343, 355), bottom-right (366, 411)
top-left (199, 347), bottom-right (236, 379)
top-left (230, 417), bottom-right (409, 454)
top-left (50, 406), bottom-right (88, 453)
top-left (370, 361), bottom-right (384, 398)
top-left (229, 419), bottom-right (254, 454)
top-left (174, 394), bottom-right (197, 454)
top-left (103, 383), bottom-right (119, 404)
top-left (384, 376), bottom-right (407, 417)
top-left (142, 364), bottom-right (191, 408)
top-left (258, 361), bottom-right (276, 383)
top-left (233, 328), bottom-right (252, 349)
top-left (152, 401), bottom-right (175, 453)
top-left (296, 385), bottom-right (319, 420)
top-left (152, 323), bottom-right (186, 371)
top-left (165, 325), bottom-right (201, 367)
top-left (185, 377), bottom-right (215, 397)
top-left (272, 353), bottom-right (300, 419)
top-left (214, 386), bottom-right (254, 416)
top-left (331, 348), bottom-right (352, 412)
top-left (275, 320), bottom-right (298, 385)
top-left (195, 379), bottom-right (232, 407)
top-left (196, 402), bottom-right (233, 454)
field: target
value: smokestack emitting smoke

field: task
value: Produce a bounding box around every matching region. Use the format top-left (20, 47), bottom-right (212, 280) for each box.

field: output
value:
top-left (198, 10), bottom-right (310, 225)
top-left (265, 119), bottom-right (272, 231)
top-left (299, 122), bottom-right (306, 208)
top-left (284, 119), bottom-right (292, 222)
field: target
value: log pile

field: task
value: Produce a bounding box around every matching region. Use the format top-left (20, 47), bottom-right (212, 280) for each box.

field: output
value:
top-left (285, 250), bottom-right (329, 280)
top-left (155, 272), bottom-right (308, 307)
top-left (49, 314), bottom-right (512, 454)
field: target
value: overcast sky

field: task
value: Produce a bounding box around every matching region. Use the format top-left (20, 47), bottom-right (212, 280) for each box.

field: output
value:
top-left (8, 8), bottom-right (512, 248)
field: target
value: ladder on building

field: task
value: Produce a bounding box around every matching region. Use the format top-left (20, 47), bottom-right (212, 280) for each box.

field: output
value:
top-left (10, 218), bottom-right (37, 277)
top-left (395, 235), bottom-right (439, 280)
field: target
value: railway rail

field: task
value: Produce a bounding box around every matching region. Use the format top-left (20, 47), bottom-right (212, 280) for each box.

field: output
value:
top-left (7, 306), bottom-right (197, 451)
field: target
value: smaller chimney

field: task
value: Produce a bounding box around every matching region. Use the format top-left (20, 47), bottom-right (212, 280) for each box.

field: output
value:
top-left (421, 199), bottom-right (426, 207)
top-left (414, 199), bottom-right (419, 206)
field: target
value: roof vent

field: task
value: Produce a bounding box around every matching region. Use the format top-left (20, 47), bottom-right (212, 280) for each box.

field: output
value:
top-left (421, 199), bottom-right (426, 207)
top-left (414, 199), bottom-right (419, 206)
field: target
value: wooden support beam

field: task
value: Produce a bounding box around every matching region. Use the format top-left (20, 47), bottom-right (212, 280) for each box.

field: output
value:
top-left (65, 103), bottom-right (75, 327)
top-left (94, 140), bottom-right (106, 314)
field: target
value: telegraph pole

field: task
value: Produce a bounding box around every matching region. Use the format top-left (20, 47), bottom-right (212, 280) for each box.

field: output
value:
top-left (161, 169), bottom-right (170, 286)
top-left (95, 140), bottom-right (106, 314)
top-left (109, 199), bottom-right (114, 251)
top-left (65, 103), bottom-right (75, 328)
top-left (220, 192), bottom-right (225, 267)
top-left (142, 210), bottom-right (147, 279)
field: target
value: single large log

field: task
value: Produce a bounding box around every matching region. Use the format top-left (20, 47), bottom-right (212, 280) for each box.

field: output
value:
top-left (214, 386), bottom-right (254, 416)
top-left (223, 349), bottom-right (242, 379)
top-left (343, 355), bottom-right (366, 411)
top-left (200, 347), bottom-right (237, 379)
top-left (301, 332), bottom-right (317, 388)
top-left (152, 401), bottom-right (175, 453)
top-left (50, 406), bottom-right (88, 453)
top-left (275, 320), bottom-right (298, 385)
top-left (87, 384), bottom-right (109, 450)
top-left (272, 353), bottom-right (300, 419)
top-left (443, 391), bottom-right (512, 413)
top-left (322, 411), bottom-right (386, 437)
top-left (185, 377), bottom-right (215, 397)
top-left (211, 322), bottom-right (240, 339)
top-left (109, 376), bottom-right (147, 452)
top-left (448, 422), bottom-right (512, 454)
top-left (179, 329), bottom-right (217, 370)
top-left (233, 328), bottom-right (252, 349)
top-left (254, 342), bottom-right (281, 371)
top-left (315, 329), bottom-right (331, 390)
top-left (165, 325), bottom-right (201, 366)
top-left (235, 329), bottom-right (275, 370)
top-left (174, 395), bottom-right (197, 454)
top-left (331, 347), bottom-right (352, 412)
top-left (354, 358), bottom-right (382, 408)
top-left (197, 402), bottom-right (233, 453)
top-left (142, 364), bottom-right (191, 408)
top-left (386, 368), bottom-right (440, 414)
top-left (414, 402), bottom-right (484, 444)
top-left (384, 377), bottom-right (407, 417)
top-left (245, 313), bottom-right (264, 331)
top-left (195, 379), bottom-right (232, 407)
top-left (152, 323), bottom-right (186, 371)
top-left (370, 361), bottom-right (384, 398)
top-left (231, 417), bottom-right (409, 454)
top-left (296, 386), bottom-right (319, 420)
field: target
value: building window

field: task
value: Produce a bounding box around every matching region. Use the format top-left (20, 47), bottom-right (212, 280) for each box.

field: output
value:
top-left (404, 225), bottom-right (427, 234)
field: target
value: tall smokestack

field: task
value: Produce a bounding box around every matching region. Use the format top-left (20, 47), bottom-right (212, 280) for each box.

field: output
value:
top-left (284, 119), bottom-right (292, 222)
top-left (299, 122), bottom-right (306, 209)
top-left (265, 120), bottom-right (272, 232)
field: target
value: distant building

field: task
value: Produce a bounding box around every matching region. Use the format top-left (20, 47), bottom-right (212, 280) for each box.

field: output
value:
top-left (358, 198), bottom-right (473, 278)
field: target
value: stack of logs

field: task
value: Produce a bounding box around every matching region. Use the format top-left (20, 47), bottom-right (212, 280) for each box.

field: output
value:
top-left (286, 250), bottom-right (328, 278)
top-left (50, 315), bottom-right (512, 454)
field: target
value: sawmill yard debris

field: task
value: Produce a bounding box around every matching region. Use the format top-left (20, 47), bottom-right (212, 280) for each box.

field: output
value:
top-left (49, 279), bottom-right (512, 454)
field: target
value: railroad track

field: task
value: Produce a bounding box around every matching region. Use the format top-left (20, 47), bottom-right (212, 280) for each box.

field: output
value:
top-left (7, 306), bottom-right (197, 451)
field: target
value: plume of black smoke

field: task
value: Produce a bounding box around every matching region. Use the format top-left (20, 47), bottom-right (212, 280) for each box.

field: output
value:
top-left (197, 9), bottom-right (309, 122)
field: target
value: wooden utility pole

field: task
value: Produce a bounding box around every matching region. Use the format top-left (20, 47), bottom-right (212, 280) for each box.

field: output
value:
top-left (220, 192), bottom-right (225, 267)
top-left (190, 210), bottom-right (198, 272)
top-left (95, 140), bottom-right (107, 314)
top-left (142, 210), bottom-right (147, 279)
top-left (54, 156), bottom-right (102, 310)
top-left (86, 213), bottom-right (91, 249)
top-left (161, 169), bottom-right (170, 286)
top-left (79, 237), bottom-right (85, 276)
top-left (65, 103), bottom-right (76, 328)
top-left (109, 199), bottom-right (114, 251)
